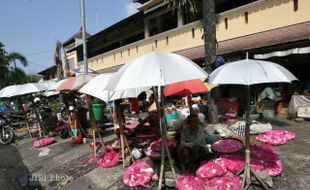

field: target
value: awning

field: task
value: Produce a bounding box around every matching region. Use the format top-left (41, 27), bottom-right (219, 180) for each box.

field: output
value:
top-left (254, 46), bottom-right (310, 59)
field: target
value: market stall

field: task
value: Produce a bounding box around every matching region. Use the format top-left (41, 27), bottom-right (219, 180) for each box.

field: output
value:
top-left (288, 95), bottom-right (310, 119)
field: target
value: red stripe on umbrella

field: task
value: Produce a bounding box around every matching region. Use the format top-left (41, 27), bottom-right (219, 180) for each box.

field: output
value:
top-left (164, 79), bottom-right (209, 97)
top-left (56, 74), bottom-right (95, 91)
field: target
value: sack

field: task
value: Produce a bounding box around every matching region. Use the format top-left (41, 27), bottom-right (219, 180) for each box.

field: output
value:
top-left (123, 161), bottom-right (155, 187)
top-left (132, 148), bottom-right (143, 159)
top-left (196, 161), bottom-right (227, 180)
top-left (32, 137), bottom-right (56, 148)
top-left (256, 129), bottom-right (296, 145)
top-left (205, 176), bottom-right (242, 190)
top-left (176, 174), bottom-right (204, 190)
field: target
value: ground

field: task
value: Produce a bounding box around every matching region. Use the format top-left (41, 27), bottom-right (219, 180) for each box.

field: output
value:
top-left (0, 118), bottom-right (309, 190)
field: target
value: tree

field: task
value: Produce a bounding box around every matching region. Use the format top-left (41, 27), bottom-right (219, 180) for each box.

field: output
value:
top-left (166, 0), bottom-right (198, 18)
top-left (166, 0), bottom-right (218, 123)
top-left (54, 41), bottom-right (64, 80)
top-left (0, 42), bottom-right (29, 88)
top-left (202, 0), bottom-right (218, 124)
top-left (7, 52), bottom-right (28, 72)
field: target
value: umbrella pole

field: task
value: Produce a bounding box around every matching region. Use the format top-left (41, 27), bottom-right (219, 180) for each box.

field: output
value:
top-left (187, 95), bottom-right (193, 114)
top-left (26, 120), bottom-right (32, 138)
top-left (153, 87), bottom-right (165, 190)
top-left (242, 86), bottom-right (269, 190)
top-left (155, 87), bottom-right (177, 190)
top-left (93, 129), bottom-right (96, 157)
top-left (115, 100), bottom-right (132, 167)
top-left (85, 95), bottom-right (106, 155)
top-left (161, 87), bottom-right (177, 183)
top-left (120, 130), bottom-right (125, 167)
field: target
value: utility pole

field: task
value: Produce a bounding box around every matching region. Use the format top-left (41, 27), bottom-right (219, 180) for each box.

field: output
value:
top-left (80, 0), bottom-right (88, 74)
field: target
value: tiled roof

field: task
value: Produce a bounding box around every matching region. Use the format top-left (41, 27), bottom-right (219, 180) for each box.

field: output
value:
top-left (95, 21), bottom-right (310, 73)
top-left (177, 21), bottom-right (310, 59)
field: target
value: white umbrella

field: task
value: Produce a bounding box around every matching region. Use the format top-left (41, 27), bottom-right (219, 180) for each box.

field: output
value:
top-left (43, 79), bottom-right (67, 97)
top-left (0, 83), bottom-right (49, 98)
top-left (56, 74), bottom-right (95, 91)
top-left (209, 59), bottom-right (297, 85)
top-left (47, 79), bottom-right (67, 91)
top-left (209, 59), bottom-right (298, 189)
top-left (0, 85), bottom-right (19, 98)
top-left (79, 73), bottom-right (149, 102)
top-left (105, 52), bottom-right (208, 188)
top-left (106, 52), bottom-right (208, 91)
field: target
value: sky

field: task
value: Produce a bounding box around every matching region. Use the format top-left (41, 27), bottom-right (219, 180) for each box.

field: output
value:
top-left (0, 0), bottom-right (141, 74)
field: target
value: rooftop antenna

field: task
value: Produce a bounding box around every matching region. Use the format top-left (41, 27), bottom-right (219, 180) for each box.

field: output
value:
top-left (96, 8), bottom-right (99, 32)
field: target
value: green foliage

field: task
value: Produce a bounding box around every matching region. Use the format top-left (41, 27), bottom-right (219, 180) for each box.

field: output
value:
top-left (48, 100), bottom-right (62, 113)
top-left (165, 0), bottom-right (199, 16)
top-left (27, 74), bottom-right (42, 83)
top-left (0, 42), bottom-right (32, 89)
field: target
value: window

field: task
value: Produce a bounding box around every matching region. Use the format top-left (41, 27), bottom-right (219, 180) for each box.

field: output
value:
top-left (166, 37), bottom-right (169, 45)
top-left (294, 0), bottom-right (298, 12)
top-left (192, 28), bottom-right (195, 38)
top-left (68, 57), bottom-right (75, 70)
top-left (245, 12), bottom-right (249, 24)
top-left (225, 18), bottom-right (228, 29)
top-left (155, 40), bottom-right (158, 48)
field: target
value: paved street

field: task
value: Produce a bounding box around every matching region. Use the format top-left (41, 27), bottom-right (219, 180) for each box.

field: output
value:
top-left (0, 118), bottom-right (309, 190)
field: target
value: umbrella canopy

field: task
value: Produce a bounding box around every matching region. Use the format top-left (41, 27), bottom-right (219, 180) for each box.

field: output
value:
top-left (209, 59), bottom-right (298, 85)
top-left (164, 79), bottom-right (218, 97)
top-left (106, 52), bottom-right (208, 91)
top-left (0, 85), bottom-right (19, 98)
top-left (56, 74), bottom-right (94, 91)
top-left (79, 73), bottom-right (149, 102)
top-left (208, 59), bottom-right (297, 189)
top-left (0, 83), bottom-right (49, 98)
top-left (47, 79), bottom-right (67, 91)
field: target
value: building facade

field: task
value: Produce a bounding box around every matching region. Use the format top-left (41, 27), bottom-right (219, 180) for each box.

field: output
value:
top-left (68, 0), bottom-right (310, 84)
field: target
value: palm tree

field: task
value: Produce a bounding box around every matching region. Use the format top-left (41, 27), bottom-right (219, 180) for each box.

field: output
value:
top-left (54, 41), bottom-right (64, 80)
top-left (0, 42), bottom-right (8, 72)
top-left (7, 52), bottom-right (28, 72)
top-left (165, 0), bottom-right (218, 123)
top-left (0, 42), bottom-right (29, 88)
top-left (202, 0), bottom-right (216, 74)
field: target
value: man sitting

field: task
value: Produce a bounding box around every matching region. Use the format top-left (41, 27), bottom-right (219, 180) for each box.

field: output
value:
top-left (177, 114), bottom-right (212, 172)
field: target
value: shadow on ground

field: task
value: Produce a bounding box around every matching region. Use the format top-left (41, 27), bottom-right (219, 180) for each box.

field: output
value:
top-left (0, 144), bottom-right (42, 190)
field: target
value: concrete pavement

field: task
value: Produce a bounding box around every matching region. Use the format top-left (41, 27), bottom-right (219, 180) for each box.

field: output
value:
top-left (0, 118), bottom-right (309, 190)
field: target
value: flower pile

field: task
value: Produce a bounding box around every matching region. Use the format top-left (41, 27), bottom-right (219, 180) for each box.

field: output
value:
top-left (212, 139), bottom-right (244, 154)
top-left (123, 160), bottom-right (155, 187)
top-left (256, 129), bottom-right (296, 145)
top-left (98, 147), bottom-right (119, 168)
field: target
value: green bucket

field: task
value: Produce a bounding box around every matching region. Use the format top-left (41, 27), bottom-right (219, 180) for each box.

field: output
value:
top-left (92, 103), bottom-right (104, 121)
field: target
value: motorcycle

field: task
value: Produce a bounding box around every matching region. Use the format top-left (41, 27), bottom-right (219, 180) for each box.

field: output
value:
top-left (59, 103), bottom-right (69, 121)
top-left (0, 112), bottom-right (14, 144)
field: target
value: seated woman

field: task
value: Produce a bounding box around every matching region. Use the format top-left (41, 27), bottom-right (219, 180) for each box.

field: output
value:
top-left (137, 108), bottom-right (160, 137)
top-left (177, 114), bottom-right (212, 172)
